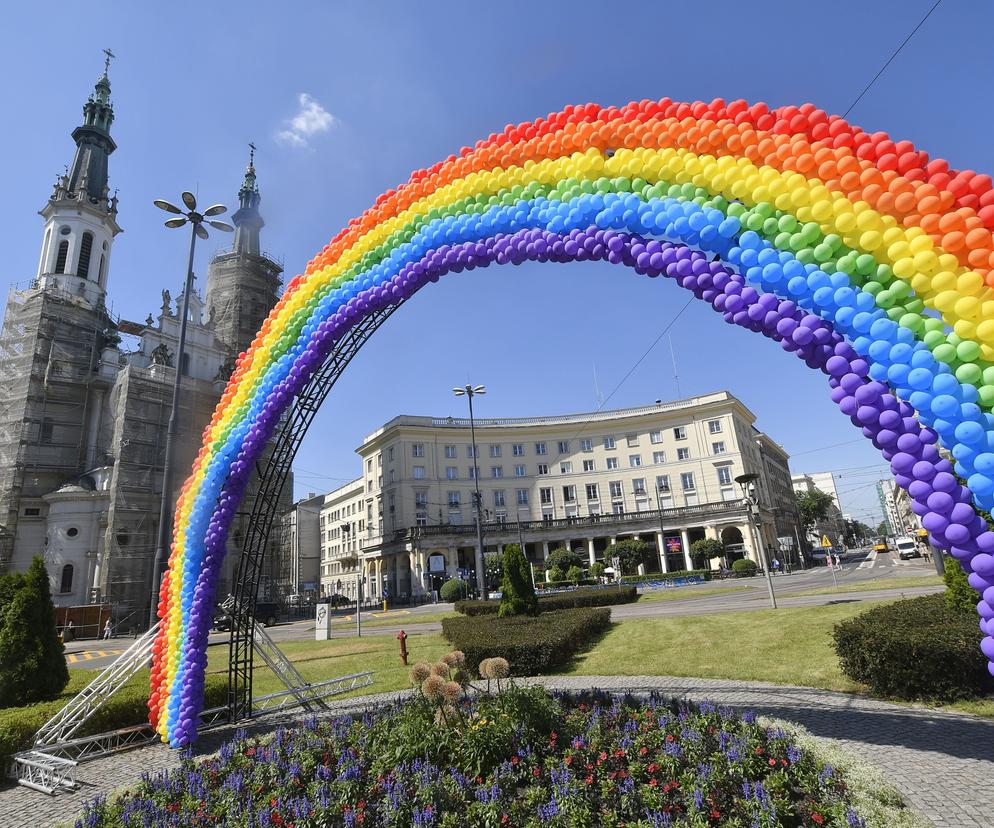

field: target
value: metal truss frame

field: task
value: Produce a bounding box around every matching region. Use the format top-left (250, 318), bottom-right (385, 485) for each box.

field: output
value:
top-left (228, 304), bottom-right (402, 721)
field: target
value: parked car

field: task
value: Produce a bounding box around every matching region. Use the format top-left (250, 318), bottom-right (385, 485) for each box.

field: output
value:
top-left (212, 600), bottom-right (281, 631)
top-left (894, 536), bottom-right (920, 560)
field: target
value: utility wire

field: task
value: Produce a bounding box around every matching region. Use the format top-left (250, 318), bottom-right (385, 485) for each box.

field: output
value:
top-left (843, 0), bottom-right (942, 118)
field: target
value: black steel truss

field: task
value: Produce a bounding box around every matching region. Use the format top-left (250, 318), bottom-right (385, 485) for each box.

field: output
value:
top-left (227, 304), bottom-right (402, 721)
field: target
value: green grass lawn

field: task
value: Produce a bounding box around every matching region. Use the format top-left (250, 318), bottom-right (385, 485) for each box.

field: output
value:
top-left (789, 575), bottom-right (943, 598)
top-left (636, 584), bottom-right (752, 603)
top-left (333, 610), bottom-right (457, 629)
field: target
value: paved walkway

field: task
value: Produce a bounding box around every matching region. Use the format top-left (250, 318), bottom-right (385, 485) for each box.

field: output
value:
top-left (2, 677), bottom-right (992, 827)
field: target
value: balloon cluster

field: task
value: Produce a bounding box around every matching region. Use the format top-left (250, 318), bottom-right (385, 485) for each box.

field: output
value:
top-left (151, 99), bottom-right (994, 747)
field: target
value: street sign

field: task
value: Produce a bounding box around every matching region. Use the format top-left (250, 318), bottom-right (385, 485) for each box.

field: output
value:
top-left (777, 536), bottom-right (794, 550)
top-left (820, 535), bottom-right (832, 548)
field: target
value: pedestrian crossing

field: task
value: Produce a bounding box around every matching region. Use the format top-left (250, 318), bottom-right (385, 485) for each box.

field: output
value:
top-left (856, 551), bottom-right (920, 570)
top-left (66, 648), bottom-right (123, 664)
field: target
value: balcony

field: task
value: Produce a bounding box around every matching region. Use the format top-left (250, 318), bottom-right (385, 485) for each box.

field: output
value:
top-left (392, 498), bottom-right (752, 543)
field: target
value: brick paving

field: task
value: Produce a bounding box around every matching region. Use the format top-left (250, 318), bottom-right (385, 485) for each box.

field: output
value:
top-left (2, 676), bottom-right (992, 827)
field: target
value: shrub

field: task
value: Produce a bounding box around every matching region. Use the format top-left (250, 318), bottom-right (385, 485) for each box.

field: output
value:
top-left (538, 577), bottom-right (595, 589)
top-left (455, 586), bottom-right (636, 616)
top-left (0, 557), bottom-right (69, 706)
top-left (497, 544), bottom-right (537, 618)
top-left (690, 537), bottom-right (725, 568)
top-left (0, 673), bottom-right (227, 767)
top-left (589, 562), bottom-right (605, 580)
top-left (732, 558), bottom-right (758, 576)
top-left (442, 607), bottom-right (610, 675)
top-left (545, 547), bottom-right (583, 573)
top-left (440, 578), bottom-right (470, 602)
top-left (565, 565), bottom-right (584, 584)
top-left (832, 593), bottom-right (992, 701)
top-left (545, 565), bottom-right (564, 583)
top-left (605, 538), bottom-right (652, 576)
top-left (944, 556), bottom-right (980, 614)
top-left (618, 569), bottom-right (711, 584)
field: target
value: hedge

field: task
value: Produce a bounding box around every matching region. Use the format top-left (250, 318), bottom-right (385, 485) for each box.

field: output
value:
top-left (618, 569), bottom-right (712, 585)
top-left (439, 578), bottom-right (470, 602)
top-left (538, 578), bottom-right (596, 589)
top-left (454, 586), bottom-right (637, 616)
top-left (832, 593), bottom-right (992, 701)
top-left (441, 607), bottom-right (611, 675)
top-left (731, 559), bottom-right (758, 576)
top-left (0, 673), bottom-right (228, 768)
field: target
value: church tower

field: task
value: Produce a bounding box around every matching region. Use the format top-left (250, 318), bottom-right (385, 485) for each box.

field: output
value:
top-left (206, 146), bottom-right (283, 366)
top-left (0, 54), bottom-right (121, 576)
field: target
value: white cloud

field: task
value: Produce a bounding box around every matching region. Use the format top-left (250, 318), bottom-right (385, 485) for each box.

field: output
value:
top-left (276, 93), bottom-right (336, 148)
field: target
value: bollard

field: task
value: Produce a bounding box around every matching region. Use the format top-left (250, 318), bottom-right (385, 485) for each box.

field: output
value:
top-left (397, 629), bottom-right (408, 665)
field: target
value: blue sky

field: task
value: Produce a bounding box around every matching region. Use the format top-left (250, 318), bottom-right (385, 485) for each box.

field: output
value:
top-left (4, 0), bottom-right (993, 524)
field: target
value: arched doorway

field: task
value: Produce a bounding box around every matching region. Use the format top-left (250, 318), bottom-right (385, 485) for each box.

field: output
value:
top-left (720, 526), bottom-right (746, 565)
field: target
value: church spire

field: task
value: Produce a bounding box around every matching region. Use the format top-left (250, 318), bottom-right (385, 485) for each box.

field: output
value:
top-left (58, 50), bottom-right (117, 209)
top-left (232, 143), bottom-right (264, 255)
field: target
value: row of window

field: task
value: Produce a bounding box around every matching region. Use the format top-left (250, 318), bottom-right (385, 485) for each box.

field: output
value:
top-left (408, 422), bottom-right (724, 461)
top-left (431, 466), bottom-right (736, 509)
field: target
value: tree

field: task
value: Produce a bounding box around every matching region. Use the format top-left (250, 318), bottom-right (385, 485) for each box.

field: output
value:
top-left (589, 561), bottom-right (606, 581)
top-left (565, 565), bottom-right (584, 584)
top-left (546, 565), bottom-right (565, 583)
top-left (484, 552), bottom-right (504, 590)
top-left (498, 544), bottom-right (537, 617)
top-left (795, 488), bottom-right (835, 532)
top-left (607, 538), bottom-right (652, 576)
top-left (439, 578), bottom-right (469, 602)
top-left (0, 557), bottom-right (69, 706)
top-left (546, 546), bottom-right (583, 573)
top-left (690, 538), bottom-right (725, 569)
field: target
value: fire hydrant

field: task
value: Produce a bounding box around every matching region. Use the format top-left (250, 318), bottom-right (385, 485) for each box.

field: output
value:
top-left (397, 629), bottom-right (408, 666)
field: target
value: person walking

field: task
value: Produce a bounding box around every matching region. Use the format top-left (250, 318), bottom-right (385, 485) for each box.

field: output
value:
top-left (772, 558), bottom-right (781, 575)
top-left (65, 620), bottom-right (75, 642)
top-left (103, 618), bottom-right (113, 640)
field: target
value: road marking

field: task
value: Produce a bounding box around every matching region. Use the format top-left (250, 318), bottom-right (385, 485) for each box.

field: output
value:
top-left (67, 649), bottom-right (123, 664)
top-left (857, 551), bottom-right (878, 570)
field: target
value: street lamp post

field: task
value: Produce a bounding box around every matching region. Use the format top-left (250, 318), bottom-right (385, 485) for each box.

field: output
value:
top-left (454, 384), bottom-right (488, 599)
top-left (735, 472), bottom-right (778, 609)
top-left (147, 193), bottom-right (233, 627)
top-left (656, 484), bottom-right (669, 572)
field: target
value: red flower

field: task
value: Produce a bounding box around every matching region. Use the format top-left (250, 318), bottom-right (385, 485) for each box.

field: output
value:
top-left (599, 751), bottom-right (608, 761)
top-left (245, 747), bottom-right (256, 757)
top-left (501, 816), bottom-right (509, 825)
top-left (649, 779), bottom-right (658, 787)
top-left (585, 775), bottom-right (594, 785)
top-left (812, 814), bottom-right (825, 825)
top-left (270, 798), bottom-right (278, 807)
top-left (564, 756), bottom-right (573, 766)
top-left (665, 734), bottom-right (674, 742)
top-left (511, 756), bottom-right (519, 765)
top-left (648, 763), bottom-right (660, 774)
top-left (710, 810), bottom-right (721, 820)
top-left (755, 747), bottom-right (764, 755)
top-left (532, 767), bottom-right (541, 777)
top-left (769, 758), bottom-right (777, 766)
top-left (639, 746), bottom-right (648, 756)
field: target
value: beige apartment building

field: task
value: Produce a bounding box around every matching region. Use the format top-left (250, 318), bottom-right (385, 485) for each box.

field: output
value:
top-left (301, 392), bottom-right (800, 602)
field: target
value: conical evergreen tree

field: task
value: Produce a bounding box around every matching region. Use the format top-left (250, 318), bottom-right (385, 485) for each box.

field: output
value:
top-left (498, 544), bottom-right (538, 617)
top-left (0, 557), bottom-right (69, 706)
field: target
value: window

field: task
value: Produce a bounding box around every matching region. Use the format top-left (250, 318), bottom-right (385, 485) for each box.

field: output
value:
top-left (612, 503), bottom-right (625, 516)
top-left (585, 483), bottom-right (599, 500)
top-left (626, 433), bottom-right (639, 447)
top-left (632, 478), bottom-right (647, 495)
top-left (468, 467), bottom-right (477, 479)
top-left (580, 438), bottom-right (593, 452)
top-left (444, 445), bottom-right (457, 459)
top-left (508, 464), bottom-right (523, 478)
top-left (708, 419), bottom-right (723, 434)
top-left (717, 466), bottom-right (732, 485)
top-left (59, 564), bottom-right (73, 594)
top-left (712, 441), bottom-right (726, 455)
top-left (652, 451), bottom-right (666, 464)
top-left (55, 240), bottom-right (69, 273)
top-left (77, 232), bottom-right (94, 279)
top-left (677, 448), bottom-right (690, 461)
top-left (560, 461), bottom-right (572, 474)
top-left (557, 440), bottom-right (570, 454)
top-left (412, 443), bottom-right (425, 457)
top-left (448, 491), bottom-right (461, 507)
top-left (446, 466), bottom-right (458, 480)
top-left (367, 458), bottom-right (373, 472)
top-left (606, 457), bottom-right (619, 470)
top-left (562, 485), bottom-right (576, 502)
top-left (512, 443), bottom-right (524, 456)
top-left (414, 491), bottom-right (428, 508)
top-left (41, 418), bottom-right (54, 443)
top-left (603, 436), bottom-right (616, 449)
top-left (582, 459), bottom-right (595, 472)
top-left (491, 466), bottom-right (503, 478)
top-left (539, 487), bottom-right (553, 505)
top-left (388, 447), bottom-right (394, 462)
top-left (656, 474), bottom-right (671, 493)
top-left (67, 526), bottom-right (79, 538)
top-left (535, 442), bottom-right (547, 455)
top-left (416, 512), bottom-right (428, 527)
top-left (629, 454), bottom-right (642, 468)
top-left (609, 481), bottom-right (623, 498)
top-left (24, 507), bottom-right (41, 517)
top-left (673, 426), bottom-right (687, 440)
top-left (413, 465), bottom-right (425, 479)
top-left (490, 444), bottom-right (502, 458)
top-left (649, 430), bottom-right (663, 444)
top-left (377, 454), bottom-right (382, 467)
top-left (537, 463), bottom-right (549, 475)
top-left (681, 472), bottom-right (696, 491)
top-left (494, 490), bottom-right (506, 507)
top-left (467, 445), bottom-right (477, 459)
top-left (516, 489), bottom-right (529, 505)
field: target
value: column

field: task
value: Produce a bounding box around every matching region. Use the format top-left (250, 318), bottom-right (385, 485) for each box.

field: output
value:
top-left (680, 528), bottom-right (693, 570)
top-left (587, 538), bottom-right (596, 565)
top-left (541, 541), bottom-right (550, 561)
top-left (656, 532), bottom-right (669, 573)
top-left (446, 546), bottom-right (458, 577)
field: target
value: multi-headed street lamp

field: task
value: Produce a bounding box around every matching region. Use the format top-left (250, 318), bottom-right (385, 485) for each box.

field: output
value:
top-left (735, 472), bottom-right (778, 609)
top-left (147, 193), bottom-right (233, 626)
top-left (453, 384), bottom-right (488, 599)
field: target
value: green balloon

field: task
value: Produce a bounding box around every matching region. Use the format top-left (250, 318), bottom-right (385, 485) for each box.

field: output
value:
top-left (978, 385), bottom-right (994, 409)
top-left (778, 214), bottom-right (798, 232)
top-left (957, 341), bottom-right (982, 363)
top-left (801, 222), bottom-right (821, 243)
top-left (899, 313), bottom-right (925, 335)
top-left (933, 343), bottom-right (957, 365)
top-left (956, 363), bottom-right (983, 385)
top-left (923, 330), bottom-right (946, 348)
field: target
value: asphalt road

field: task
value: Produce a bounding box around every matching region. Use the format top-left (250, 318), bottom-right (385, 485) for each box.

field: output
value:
top-left (64, 548), bottom-right (942, 671)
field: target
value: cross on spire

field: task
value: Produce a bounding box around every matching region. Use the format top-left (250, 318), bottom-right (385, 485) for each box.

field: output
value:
top-left (103, 48), bottom-right (115, 75)
top-left (248, 142), bottom-right (256, 168)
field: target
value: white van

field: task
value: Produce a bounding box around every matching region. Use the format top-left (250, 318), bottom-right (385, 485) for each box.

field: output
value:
top-left (894, 536), bottom-right (919, 560)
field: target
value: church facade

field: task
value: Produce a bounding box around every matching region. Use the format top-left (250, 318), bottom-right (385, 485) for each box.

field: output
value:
top-left (0, 59), bottom-right (286, 624)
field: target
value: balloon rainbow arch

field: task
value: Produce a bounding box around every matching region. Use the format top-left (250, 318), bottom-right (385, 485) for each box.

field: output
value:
top-left (151, 98), bottom-right (994, 746)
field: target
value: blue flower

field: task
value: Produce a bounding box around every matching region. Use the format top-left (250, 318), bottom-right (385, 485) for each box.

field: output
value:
top-left (846, 807), bottom-right (867, 827)
top-left (537, 799), bottom-right (559, 819)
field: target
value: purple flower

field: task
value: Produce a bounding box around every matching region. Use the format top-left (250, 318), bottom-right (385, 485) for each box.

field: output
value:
top-left (694, 787), bottom-right (705, 809)
top-left (537, 799), bottom-right (559, 819)
top-left (846, 807), bottom-right (867, 827)
top-left (787, 745), bottom-right (802, 764)
top-left (413, 805), bottom-right (435, 826)
top-left (819, 765), bottom-right (835, 784)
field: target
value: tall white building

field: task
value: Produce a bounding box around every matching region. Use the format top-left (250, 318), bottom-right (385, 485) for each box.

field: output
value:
top-left (792, 471), bottom-right (847, 547)
top-left (286, 392), bottom-right (800, 601)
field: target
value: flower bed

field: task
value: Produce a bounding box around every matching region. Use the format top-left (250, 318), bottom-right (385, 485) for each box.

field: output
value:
top-left (76, 681), bottom-right (909, 827)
